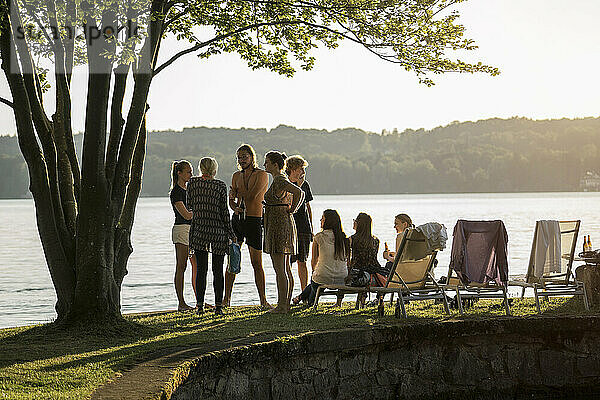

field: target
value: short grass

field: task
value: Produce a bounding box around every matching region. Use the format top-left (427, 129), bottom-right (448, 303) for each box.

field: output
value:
top-left (0, 297), bottom-right (594, 400)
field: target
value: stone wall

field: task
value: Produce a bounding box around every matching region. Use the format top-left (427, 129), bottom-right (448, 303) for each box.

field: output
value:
top-left (169, 316), bottom-right (600, 400)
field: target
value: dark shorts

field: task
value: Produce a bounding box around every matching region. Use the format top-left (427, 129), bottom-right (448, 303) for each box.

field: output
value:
top-left (291, 232), bottom-right (312, 263)
top-left (232, 214), bottom-right (263, 251)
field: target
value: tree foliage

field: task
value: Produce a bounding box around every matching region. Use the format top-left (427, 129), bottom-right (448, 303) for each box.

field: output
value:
top-left (0, 0), bottom-right (497, 324)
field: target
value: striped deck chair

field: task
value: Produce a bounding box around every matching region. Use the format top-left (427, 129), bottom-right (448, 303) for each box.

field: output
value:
top-left (509, 220), bottom-right (589, 312)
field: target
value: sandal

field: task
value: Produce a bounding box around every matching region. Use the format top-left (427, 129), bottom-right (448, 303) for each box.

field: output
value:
top-left (292, 296), bottom-right (301, 306)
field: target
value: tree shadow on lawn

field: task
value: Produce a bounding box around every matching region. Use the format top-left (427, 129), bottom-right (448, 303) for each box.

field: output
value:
top-left (36, 306), bottom-right (372, 373)
top-left (35, 302), bottom-right (428, 374)
top-left (0, 307), bottom-right (264, 370)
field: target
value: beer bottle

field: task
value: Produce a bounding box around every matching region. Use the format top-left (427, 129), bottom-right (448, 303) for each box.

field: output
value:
top-left (384, 242), bottom-right (389, 252)
top-left (585, 235), bottom-right (591, 252)
top-left (584, 236), bottom-right (588, 252)
top-left (588, 236), bottom-right (593, 251)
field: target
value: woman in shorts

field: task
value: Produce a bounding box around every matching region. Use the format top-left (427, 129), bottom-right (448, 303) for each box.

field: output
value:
top-left (170, 160), bottom-right (197, 311)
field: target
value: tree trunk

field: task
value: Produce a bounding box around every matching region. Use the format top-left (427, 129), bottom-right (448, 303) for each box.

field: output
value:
top-left (0, 5), bottom-right (76, 321)
top-left (68, 10), bottom-right (120, 322)
top-left (1, 0), bottom-right (166, 326)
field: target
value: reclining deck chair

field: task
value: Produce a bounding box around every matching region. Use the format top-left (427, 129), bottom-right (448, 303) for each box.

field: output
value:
top-left (313, 226), bottom-right (449, 317)
top-left (509, 220), bottom-right (589, 312)
top-left (370, 228), bottom-right (450, 317)
top-left (445, 220), bottom-right (511, 316)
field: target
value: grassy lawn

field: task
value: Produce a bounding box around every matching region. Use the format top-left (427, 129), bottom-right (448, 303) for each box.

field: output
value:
top-left (0, 297), bottom-right (593, 400)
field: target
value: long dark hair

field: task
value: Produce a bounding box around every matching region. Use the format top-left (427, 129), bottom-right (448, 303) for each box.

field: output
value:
top-left (171, 160), bottom-right (191, 190)
top-left (322, 209), bottom-right (349, 261)
top-left (353, 212), bottom-right (375, 249)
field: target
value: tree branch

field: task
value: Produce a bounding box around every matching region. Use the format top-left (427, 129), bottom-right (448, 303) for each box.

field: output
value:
top-left (0, 96), bottom-right (14, 108)
top-left (112, 0), bottom-right (167, 223)
top-left (154, 19), bottom-right (307, 76)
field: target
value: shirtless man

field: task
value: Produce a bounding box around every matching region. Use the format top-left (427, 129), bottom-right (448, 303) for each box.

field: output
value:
top-left (224, 144), bottom-right (270, 308)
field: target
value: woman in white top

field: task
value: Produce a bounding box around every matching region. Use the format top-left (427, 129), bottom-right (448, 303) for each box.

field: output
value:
top-left (292, 209), bottom-right (349, 306)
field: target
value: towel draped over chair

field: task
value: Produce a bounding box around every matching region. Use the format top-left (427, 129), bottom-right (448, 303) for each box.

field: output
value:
top-left (449, 220), bottom-right (509, 286)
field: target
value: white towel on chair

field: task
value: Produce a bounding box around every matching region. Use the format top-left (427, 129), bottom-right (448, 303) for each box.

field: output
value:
top-left (534, 220), bottom-right (561, 277)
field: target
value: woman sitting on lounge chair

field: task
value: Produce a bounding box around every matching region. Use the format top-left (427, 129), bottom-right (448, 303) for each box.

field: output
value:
top-left (347, 212), bottom-right (386, 305)
top-left (292, 209), bottom-right (349, 306)
top-left (383, 213), bottom-right (414, 267)
top-left (349, 212), bottom-right (386, 280)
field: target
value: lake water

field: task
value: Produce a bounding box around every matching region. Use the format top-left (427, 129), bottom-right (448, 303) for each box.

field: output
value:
top-left (1, 192), bottom-right (599, 329)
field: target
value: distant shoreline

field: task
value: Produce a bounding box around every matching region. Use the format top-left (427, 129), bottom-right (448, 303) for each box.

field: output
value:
top-left (1, 190), bottom-right (598, 201)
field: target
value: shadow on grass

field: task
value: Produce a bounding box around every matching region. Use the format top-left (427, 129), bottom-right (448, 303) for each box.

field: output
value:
top-left (33, 301), bottom-right (432, 373)
top-left (2, 297), bottom-right (596, 391)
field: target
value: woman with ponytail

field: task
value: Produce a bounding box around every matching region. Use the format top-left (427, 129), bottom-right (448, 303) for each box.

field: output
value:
top-left (169, 160), bottom-right (198, 311)
top-left (293, 209), bottom-right (349, 307)
top-left (383, 213), bottom-right (414, 263)
top-left (263, 151), bottom-right (305, 313)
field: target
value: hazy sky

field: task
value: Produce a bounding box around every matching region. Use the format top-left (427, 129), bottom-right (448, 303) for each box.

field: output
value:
top-left (1, 0), bottom-right (600, 135)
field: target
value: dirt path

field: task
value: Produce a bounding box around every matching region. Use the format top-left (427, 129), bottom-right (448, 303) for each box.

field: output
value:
top-left (90, 332), bottom-right (281, 400)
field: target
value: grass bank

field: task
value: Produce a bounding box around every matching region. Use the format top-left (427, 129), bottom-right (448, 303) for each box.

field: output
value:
top-left (0, 298), bottom-right (593, 399)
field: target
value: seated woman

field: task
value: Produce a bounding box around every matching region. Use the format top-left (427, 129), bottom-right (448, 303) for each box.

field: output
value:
top-left (348, 212), bottom-right (383, 278)
top-left (383, 213), bottom-right (414, 267)
top-left (293, 209), bottom-right (349, 306)
top-left (347, 212), bottom-right (384, 305)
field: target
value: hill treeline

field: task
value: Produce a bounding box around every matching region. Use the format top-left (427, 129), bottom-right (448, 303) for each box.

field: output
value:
top-left (1, 117), bottom-right (599, 198)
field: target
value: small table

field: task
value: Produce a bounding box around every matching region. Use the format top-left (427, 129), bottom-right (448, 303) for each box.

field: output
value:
top-left (574, 256), bottom-right (600, 307)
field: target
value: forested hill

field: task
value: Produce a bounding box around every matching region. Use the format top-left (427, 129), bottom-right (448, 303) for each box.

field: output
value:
top-left (1, 117), bottom-right (599, 198)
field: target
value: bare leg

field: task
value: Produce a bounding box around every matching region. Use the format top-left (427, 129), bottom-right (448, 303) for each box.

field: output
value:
top-left (190, 252), bottom-right (198, 299)
top-left (223, 271), bottom-right (235, 307)
top-left (249, 246), bottom-right (270, 307)
top-left (174, 244), bottom-right (192, 310)
top-left (286, 255), bottom-right (294, 307)
top-left (297, 260), bottom-right (308, 290)
top-left (269, 253), bottom-right (289, 313)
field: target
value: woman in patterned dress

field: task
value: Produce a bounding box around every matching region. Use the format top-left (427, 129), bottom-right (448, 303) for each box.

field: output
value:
top-left (262, 151), bottom-right (305, 313)
top-left (187, 157), bottom-right (236, 316)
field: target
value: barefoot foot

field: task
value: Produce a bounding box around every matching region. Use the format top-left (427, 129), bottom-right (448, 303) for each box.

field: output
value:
top-left (177, 304), bottom-right (193, 312)
top-left (267, 306), bottom-right (288, 314)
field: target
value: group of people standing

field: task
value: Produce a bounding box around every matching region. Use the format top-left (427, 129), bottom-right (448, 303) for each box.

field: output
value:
top-left (169, 144), bottom-right (414, 315)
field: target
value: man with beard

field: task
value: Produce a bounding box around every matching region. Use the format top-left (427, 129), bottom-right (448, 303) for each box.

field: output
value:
top-left (225, 144), bottom-right (271, 308)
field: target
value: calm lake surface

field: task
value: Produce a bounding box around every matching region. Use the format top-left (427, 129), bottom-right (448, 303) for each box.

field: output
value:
top-left (1, 192), bottom-right (599, 328)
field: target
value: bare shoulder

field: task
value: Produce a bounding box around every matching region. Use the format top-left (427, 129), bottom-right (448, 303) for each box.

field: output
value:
top-left (255, 168), bottom-right (268, 178)
top-left (231, 170), bottom-right (242, 184)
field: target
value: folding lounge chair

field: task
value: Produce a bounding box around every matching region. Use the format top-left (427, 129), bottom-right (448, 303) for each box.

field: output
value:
top-left (312, 282), bottom-right (369, 310)
top-left (445, 220), bottom-right (511, 316)
top-left (313, 227), bottom-right (449, 316)
top-left (370, 228), bottom-right (450, 318)
top-left (509, 220), bottom-right (589, 312)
